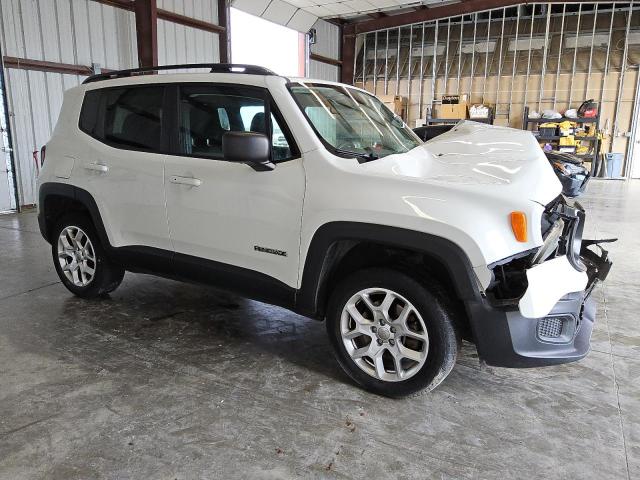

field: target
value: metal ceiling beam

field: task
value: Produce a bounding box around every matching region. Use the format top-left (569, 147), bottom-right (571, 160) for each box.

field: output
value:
top-left (346, 0), bottom-right (589, 35)
top-left (310, 52), bottom-right (342, 67)
top-left (1, 56), bottom-right (98, 76)
top-left (91, 0), bottom-right (225, 34)
top-left (157, 8), bottom-right (225, 34)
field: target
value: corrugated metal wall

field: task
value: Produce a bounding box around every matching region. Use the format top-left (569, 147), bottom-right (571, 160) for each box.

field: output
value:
top-left (0, 0), bottom-right (221, 207)
top-left (309, 19), bottom-right (340, 82)
top-left (157, 0), bottom-right (219, 65)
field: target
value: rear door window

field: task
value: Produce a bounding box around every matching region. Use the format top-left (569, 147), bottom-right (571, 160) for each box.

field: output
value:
top-left (79, 86), bottom-right (165, 152)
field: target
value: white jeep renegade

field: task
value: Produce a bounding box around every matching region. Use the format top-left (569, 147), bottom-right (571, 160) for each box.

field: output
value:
top-left (37, 64), bottom-right (611, 397)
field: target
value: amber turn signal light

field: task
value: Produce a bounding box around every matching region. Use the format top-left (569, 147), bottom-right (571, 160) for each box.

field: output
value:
top-left (510, 211), bottom-right (528, 242)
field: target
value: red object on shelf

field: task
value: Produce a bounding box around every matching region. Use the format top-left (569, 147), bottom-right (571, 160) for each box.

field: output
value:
top-left (578, 99), bottom-right (598, 118)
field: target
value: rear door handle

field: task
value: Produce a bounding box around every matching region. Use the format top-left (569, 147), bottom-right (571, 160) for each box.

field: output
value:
top-left (170, 175), bottom-right (202, 187)
top-left (84, 162), bottom-right (108, 172)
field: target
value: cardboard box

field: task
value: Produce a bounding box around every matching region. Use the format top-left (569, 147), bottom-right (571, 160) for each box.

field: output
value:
top-left (379, 95), bottom-right (407, 117)
top-left (439, 103), bottom-right (468, 119)
top-left (438, 94), bottom-right (468, 119)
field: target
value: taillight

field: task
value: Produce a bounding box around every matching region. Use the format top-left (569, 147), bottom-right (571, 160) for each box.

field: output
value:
top-left (40, 145), bottom-right (46, 166)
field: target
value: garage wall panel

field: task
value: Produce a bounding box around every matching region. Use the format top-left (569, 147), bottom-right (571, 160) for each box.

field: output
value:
top-left (309, 61), bottom-right (339, 82)
top-left (158, 20), bottom-right (219, 66)
top-left (157, 0), bottom-right (220, 66)
top-left (308, 19), bottom-right (340, 81)
top-left (311, 19), bottom-right (339, 60)
top-left (70, 1), bottom-right (92, 66)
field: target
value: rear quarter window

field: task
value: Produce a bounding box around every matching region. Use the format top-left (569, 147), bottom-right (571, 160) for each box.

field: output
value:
top-left (79, 86), bottom-right (165, 152)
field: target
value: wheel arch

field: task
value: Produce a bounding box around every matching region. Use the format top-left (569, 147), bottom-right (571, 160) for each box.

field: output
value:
top-left (296, 222), bottom-right (483, 322)
top-left (38, 182), bottom-right (110, 249)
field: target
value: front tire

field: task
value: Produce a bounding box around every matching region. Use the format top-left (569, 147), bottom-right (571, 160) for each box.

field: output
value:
top-left (326, 268), bottom-right (459, 397)
top-left (52, 213), bottom-right (124, 298)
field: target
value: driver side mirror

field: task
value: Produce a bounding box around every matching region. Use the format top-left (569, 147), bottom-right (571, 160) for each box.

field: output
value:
top-left (222, 131), bottom-right (275, 171)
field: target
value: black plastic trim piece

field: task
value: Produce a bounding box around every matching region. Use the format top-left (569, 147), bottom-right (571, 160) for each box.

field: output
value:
top-left (83, 63), bottom-right (277, 84)
top-left (296, 221), bottom-right (482, 318)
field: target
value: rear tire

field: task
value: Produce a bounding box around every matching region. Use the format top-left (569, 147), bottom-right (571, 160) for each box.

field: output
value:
top-left (326, 268), bottom-right (459, 397)
top-left (51, 213), bottom-right (124, 298)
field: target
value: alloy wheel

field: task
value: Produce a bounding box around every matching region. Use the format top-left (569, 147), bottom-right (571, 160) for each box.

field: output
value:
top-left (57, 226), bottom-right (96, 287)
top-left (340, 287), bottom-right (429, 382)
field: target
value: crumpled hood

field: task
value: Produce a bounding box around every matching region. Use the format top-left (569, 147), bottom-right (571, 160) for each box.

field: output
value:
top-left (365, 121), bottom-right (562, 205)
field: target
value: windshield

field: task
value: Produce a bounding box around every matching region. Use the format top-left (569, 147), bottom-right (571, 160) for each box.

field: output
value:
top-left (288, 82), bottom-right (422, 160)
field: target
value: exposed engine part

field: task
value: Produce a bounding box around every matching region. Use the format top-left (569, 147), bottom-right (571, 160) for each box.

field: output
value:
top-left (488, 196), bottom-right (590, 306)
top-left (531, 218), bottom-right (564, 266)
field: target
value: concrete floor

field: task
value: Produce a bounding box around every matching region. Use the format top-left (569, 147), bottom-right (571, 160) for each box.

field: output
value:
top-left (0, 180), bottom-right (638, 480)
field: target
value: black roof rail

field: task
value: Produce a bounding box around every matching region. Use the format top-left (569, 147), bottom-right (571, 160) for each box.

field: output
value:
top-left (83, 63), bottom-right (277, 84)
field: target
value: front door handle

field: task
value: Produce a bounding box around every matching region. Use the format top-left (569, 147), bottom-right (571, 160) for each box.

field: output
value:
top-left (84, 162), bottom-right (108, 172)
top-left (170, 175), bottom-right (202, 187)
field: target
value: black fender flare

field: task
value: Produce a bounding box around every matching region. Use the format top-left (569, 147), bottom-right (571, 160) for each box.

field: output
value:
top-left (38, 182), bottom-right (111, 248)
top-left (295, 222), bottom-right (483, 318)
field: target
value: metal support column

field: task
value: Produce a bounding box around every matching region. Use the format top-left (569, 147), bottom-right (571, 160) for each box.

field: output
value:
top-left (469, 13), bottom-right (477, 100)
top-left (613, 2), bottom-right (633, 150)
top-left (217, 0), bottom-right (230, 63)
top-left (495, 9), bottom-right (506, 114)
top-left (568, 3), bottom-right (582, 107)
top-left (585, 4), bottom-right (598, 97)
top-left (134, 0), bottom-right (158, 67)
top-left (482, 10), bottom-right (491, 103)
top-left (373, 31), bottom-right (378, 94)
top-left (553, 4), bottom-right (566, 109)
top-left (538, 4), bottom-right (552, 111)
top-left (341, 26), bottom-right (356, 84)
top-left (444, 18), bottom-right (451, 93)
top-left (600, 4), bottom-right (616, 105)
top-left (361, 34), bottom-right (367, 87)
top-left (523, 5), bottom-right (536, 108)
top-left (384, 30), bottom-right (389, 94)
top-left (407, 25), bottom-right (413, 121)
top-left (432, 20), bottom-right (439, 114)
top-left (395, 27), bottom-right (401, 96)
top-left (418, 23), bottom-right (425, 119)
top-left (508, 7), bottom-right (520, 124)
top-left (457, 16), bottom-right (463, 95)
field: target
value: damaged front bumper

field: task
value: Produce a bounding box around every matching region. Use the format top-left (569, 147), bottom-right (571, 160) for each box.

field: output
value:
top-left (469, 198), bottom-right (613, 368)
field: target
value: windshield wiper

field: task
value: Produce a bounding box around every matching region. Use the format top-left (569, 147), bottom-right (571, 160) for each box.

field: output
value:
top-left (333, 148), bottom-right (379, 162)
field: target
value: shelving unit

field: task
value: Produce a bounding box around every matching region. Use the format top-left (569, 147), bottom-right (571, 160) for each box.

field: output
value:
top-left (423, 116), bottom-right (493, 126)
top-left (522, 106), bottom-right (600, 174)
